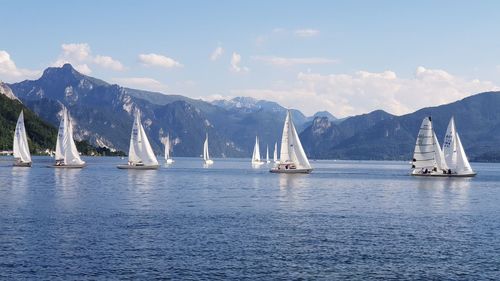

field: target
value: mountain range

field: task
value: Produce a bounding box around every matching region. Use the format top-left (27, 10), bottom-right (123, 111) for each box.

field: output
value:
top-left (3, 63), bottom-right (500, 162)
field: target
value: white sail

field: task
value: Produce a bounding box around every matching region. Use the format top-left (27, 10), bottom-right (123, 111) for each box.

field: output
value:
top-left (412, 117), bottom-right (437, 172)
top-left (433, 131), bottom-right (448, 172)
top-left (273, 142), bottom-right (278, 162)
top-left (128, 113), bottom-right (158, 166)
top-left (204, 134), bottom-right (208, 160)
top-left (13, 111), bottom-right (31, 163)
top-left (55, 109), bottom-right (66, 161)
top-left (443, 117), bottom-right (457, 170)
top-left (203, 133), bottom-right (211, 162)
top-left (252, 136), bottom-right (261, 162)
top-left (54, 109), bottom-right (84, 165)
top-left (266, 145), bottom-right (270, 163)
top-left (164, 135), bottom-right (171, 160)
top-left (278, 110), bottom-right (311, 169)
top-left (442, 117), bottom-right (474, 175)
top-left (455, 133), bottom-right (473, 174)
top-left (65, 111), bottom-right (85, 165)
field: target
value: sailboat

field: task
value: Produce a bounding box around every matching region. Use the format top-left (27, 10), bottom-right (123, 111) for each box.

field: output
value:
top-left (251, 136), bottom-right (264, 165)
top-left (270, 110), bottom-right (313, 173)
top-left (203, 133), bottom-right (213, 165)
top-left (266, 145), bottom-right (270, 163)
top-left (164, 134), bottom-right (174, 164)
top-left (442, 117), bottom-right (476, 177)
top-left (273, 142), bottom-right (278, 163)
top-left (411, 117), bottom-right (449, 176)
top-left (117, 111), bottom-right (159, 169)
top-left (52, 108), bottom-right (86, 168)
top-left (13, 111), bottom-right (32, 167)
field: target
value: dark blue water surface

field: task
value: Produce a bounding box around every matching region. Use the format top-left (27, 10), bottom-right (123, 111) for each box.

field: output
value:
top-left (0, 156), bottom-right (499, 280)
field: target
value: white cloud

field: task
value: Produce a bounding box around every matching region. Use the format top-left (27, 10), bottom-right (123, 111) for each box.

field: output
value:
top-left (252, 56), bottom-right (337, 66)
top-left (94, 55), bottom-right (125, 71)
top-left (111, 77), bottom-right (168, 93)
top-left (138, 53), bottom-right (182, 68)
top-left (230, 52), bottom-right (249, 73)
top-left (230, 67), bottom-right (499, 117)
top-left (294, 29), bottom-right (320, 37)
top-left (210, 46), bottom-right (224, 61)
top-left (53, 43), bottom-right (125, 74)
top-left (0, 50), bottom-right (41, 82)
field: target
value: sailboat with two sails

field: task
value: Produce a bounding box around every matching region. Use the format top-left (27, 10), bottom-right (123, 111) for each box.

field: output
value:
top-left (270, 110), bottom-right (313, 174)
top-left (117, 111), bottom-right (159, 169)
top-left (13, 111), bottom-right (32, 167)
top-left (51, 108), bottom-right (86, 168)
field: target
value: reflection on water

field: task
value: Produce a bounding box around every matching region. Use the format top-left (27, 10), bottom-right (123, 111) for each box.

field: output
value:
top-left (54, 168), bottom-right (82, 210)
top-left (125, 169), bottom-right (160, 210)
top-left (6, 167), bottom-right (30, 206)
top-left (1, 158), bottom-right (499, 280)
top-left (415, 177), bottom-right (472, 211)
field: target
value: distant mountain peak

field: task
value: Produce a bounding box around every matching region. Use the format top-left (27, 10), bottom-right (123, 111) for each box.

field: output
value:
top-left (39, 64), bottom-right (108, 88)
top-left (0, 82), bottom-right (19, 101)
top-left (42, 63), bottom-right (81, 78)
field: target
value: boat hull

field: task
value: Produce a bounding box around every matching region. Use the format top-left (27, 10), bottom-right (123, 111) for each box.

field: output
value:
top-left (165, 159), bottom-right (174, 164)
top-left (270, 168), bottom-right (313, 174)
top-left (117, 164), bottom-right (159, 170)
top-left (13, 162), bottom-right (32, 167)
top-left (204, 160), bottom-right (214, 165)
top-left (411, 172), bottom-right (477, 178)
top-left (49, 164), bottom-right (86, 169)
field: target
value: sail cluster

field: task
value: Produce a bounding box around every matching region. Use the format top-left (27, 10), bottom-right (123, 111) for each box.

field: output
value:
top-left (412, 116), bottom-right (474, 176)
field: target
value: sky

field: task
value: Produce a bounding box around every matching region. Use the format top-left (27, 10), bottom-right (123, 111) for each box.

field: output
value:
top-left (1, 0), bottom-right (500, 117)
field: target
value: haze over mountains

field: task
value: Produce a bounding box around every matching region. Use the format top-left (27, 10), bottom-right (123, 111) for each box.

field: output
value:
top-left (2, 63), bottom-right (500, 162)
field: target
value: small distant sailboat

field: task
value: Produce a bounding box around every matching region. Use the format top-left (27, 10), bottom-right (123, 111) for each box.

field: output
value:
top-left (270, 110), bottom-right (313, 173)
top-left (52, 108), bottom-right (86, 168)
top-left (442, 117), bottom-right (476, 177)
top-left (203, 133), bottom-right (213, 165)
top-left (273, 142), bottom-right (278, 163)
top-left (251, 136), bottom-right (264, 165)
top-left (117, 111), bottom-right (159, 169)
top-left (13, 110), bottom-right (32, 167)
top-left (164, 134), bottom-right (174, 164)
top-left (266, 145), bottom-right (271, 163)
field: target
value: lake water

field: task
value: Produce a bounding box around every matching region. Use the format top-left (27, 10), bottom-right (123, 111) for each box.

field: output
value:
top-left (0, 157), bottom-right (499, 279)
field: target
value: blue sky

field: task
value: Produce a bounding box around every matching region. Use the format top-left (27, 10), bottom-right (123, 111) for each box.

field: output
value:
top-left (1, 0), bottom-right (500, 116)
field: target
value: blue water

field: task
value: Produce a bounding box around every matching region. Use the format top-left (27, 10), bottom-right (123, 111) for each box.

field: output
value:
top-left (0, 157), bottom-right (499, 280)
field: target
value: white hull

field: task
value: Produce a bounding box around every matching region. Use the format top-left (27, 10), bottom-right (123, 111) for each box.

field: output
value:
top-left (117, 164), bottom-right (159, 170)
top-left (165, 159), bottom-right (174, 164)
top-left (204, 159), bottom-right (214, 165)
top-left (270, 167), bottom-right (312, 174)
top-left (411, 171), bottom-right (476, 178)
top-left (13, 161), bottom-right (32, 167)
top-left (252, 161), bottom-right (264, 165)
top-left (49, 164), bottom-right (86, 169)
